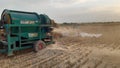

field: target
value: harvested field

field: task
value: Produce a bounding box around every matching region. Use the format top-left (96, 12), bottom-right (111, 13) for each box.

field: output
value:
top-left (0, 23), bottom-right (120, 68)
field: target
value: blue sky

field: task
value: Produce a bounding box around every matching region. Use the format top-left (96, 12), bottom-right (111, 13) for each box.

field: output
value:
top-left (0, 0), bottom-right (120, 23)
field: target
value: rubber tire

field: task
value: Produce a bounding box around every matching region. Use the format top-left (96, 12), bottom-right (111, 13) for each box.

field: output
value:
top-left (34, 40), bottom-right (46, 52)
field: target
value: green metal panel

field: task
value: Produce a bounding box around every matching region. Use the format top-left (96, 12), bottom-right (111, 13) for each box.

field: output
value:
top-left (39, 14), bottom-right (51, 24)
top-left (2, 9), bottom-right (40, 24)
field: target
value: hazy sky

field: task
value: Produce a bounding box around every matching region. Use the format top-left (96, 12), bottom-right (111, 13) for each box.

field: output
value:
top-left (0, 0), bottom-right (120, 23)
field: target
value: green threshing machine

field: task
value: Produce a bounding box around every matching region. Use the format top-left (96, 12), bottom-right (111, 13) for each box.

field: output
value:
top-left (0, 9), bottom-right (55, 56)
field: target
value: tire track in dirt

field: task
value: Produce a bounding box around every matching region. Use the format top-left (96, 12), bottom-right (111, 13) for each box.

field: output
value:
top-left (13, 49), bottom-right (64, 68)
top-left (72, 51), bottom-right (92, 68)
top-left (52, 49), bottom-right (82, 68)
top-left (0, 49), bottom-right (49, 67)
top-left (51, 46), bottom-right (92, 68)
top-left (26, 43), bottom-right (85, 68)
top-left (28, 45), bottom-right (82, 68)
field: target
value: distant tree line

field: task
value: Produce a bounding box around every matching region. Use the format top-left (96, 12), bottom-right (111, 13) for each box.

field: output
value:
top-left (61, 22), bottom-right (120, 25)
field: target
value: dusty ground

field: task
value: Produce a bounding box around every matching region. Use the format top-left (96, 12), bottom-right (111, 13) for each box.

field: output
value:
top-left (0, 23), bottom-right (120, 68)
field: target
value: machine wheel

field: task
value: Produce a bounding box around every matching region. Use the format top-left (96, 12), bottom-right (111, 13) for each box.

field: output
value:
top-left (34, 40), bottom-right (46, 52)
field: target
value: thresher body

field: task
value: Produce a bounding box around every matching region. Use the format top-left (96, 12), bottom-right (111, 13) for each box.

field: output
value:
top-left (0, 9), bottom-right (54, 56)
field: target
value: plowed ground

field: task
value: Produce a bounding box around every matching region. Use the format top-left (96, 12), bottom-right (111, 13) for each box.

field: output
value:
top-left (0, 23), bottom-right (120, 68)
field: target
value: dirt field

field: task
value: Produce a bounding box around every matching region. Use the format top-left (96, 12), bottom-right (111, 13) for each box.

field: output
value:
top-left (0, 23), bottom-right (120, 68)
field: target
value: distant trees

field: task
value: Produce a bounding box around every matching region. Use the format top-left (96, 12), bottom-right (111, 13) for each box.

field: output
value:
top-left (62, 22), bottom-right (120, 25)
